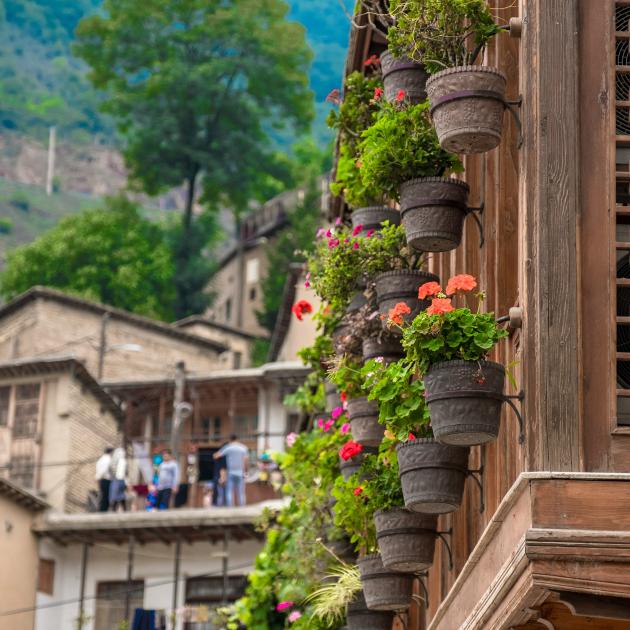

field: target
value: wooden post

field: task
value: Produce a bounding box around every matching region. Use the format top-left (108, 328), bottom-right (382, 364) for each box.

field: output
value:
top-left (170, 361), bottom-right (186, 458)
top-left (46, 126), bottom-right (56, 196)
top-left (222, 530), bottom-right (229, 603)
top-left (97, 313), bottom-right (110, 381)
top-left (77, 543), bottom-right (89, 629)
top-left (124, 535), bottom-right (135, 623)
top-left (520, 0), bottom-right (583, 471)
top-left (172, 536), bottom-right (182, 619)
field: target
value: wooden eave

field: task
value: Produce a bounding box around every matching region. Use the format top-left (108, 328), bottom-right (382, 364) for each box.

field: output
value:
top-left (427, 473), bottom-right (630, 630)
top-left (0, 477), bottom-right (49, 512)
top-left (33, 501), bottom-right (285, 546)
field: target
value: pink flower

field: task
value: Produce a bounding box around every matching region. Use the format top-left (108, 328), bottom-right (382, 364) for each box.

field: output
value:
top-left (396, 89), bottom-right (406, 102)
top-left (324, 419), bottom-right (335, 432)
top-left (328, 238), bottom-right (340, 248)
top-left (317, 418), bottom-right (325, 429)
top-left (341, 423), bottom-right (351, 434)
top-left (288, 611), bottom-right (302, 623)
top-left (344, 237), bottom-right (350, 244)
top-left (331, 406), bottom-right (343, 420)
top-left (276, 601), bottom-right (294, 612)
top-left (352, 224), bottom-right (363, 236)
top-left (366, 228), bottom-right (375, 238)
top-left (335, 217), bottom-right (342, 226)
top-left (306, 272), bottom-right (311, 280)
top-left (286, 432), bottom-right (298, 447)
top-left (326, 229), bottom-right (332, 238)
top-left (326, 89), bottom-right (341, 105)
top-left (353, 242), bottom-right (359, 250)
top-left (304, 281), bottom-right (310, 288)
top-left (316, 228), bottom-right (325, 238)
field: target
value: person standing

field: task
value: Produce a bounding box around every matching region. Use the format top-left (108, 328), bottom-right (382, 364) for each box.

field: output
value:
top-left (95, 447), bottom-right (114, 512)
top-left (156, 449), bottom-right (179, 510)
top-left (109, 447), bottom-right (128, 512)
top-left (212, 449), bottom-right (227, 507)
top-left (214, 435), bottom-right (249, 507)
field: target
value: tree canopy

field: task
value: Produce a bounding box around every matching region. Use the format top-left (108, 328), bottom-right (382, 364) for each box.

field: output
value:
top-left (0, 196), bottom-right (177, 321)
top-left (74, 0), bottom-right (315, 318)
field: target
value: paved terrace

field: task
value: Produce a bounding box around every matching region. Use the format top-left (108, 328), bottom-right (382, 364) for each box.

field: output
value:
top-left (33, 500), bottom-right (286, 545)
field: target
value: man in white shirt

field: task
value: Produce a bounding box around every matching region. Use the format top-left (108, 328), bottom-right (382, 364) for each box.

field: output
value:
top-left (214, 434), bottom-right (249, 506)
top-left (95, 447), bottom-right (114, 512)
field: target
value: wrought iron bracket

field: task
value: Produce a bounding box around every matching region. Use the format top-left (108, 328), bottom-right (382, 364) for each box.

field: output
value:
top-left (467, 466), bottom-right (485, 514)
top-left (503, 390), bottom-right (525, 444)
top-left (437, 528), bottom-right (454, 571)
top-left (466, 203), bottom-right (485, 248)
top-left (504, 96), bottom-right (524, 148)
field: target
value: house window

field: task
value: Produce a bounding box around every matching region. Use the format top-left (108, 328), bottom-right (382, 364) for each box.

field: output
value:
top-left (94, 581), bottom-right (144, 630)
top-left (37, 558), bottom-right (55, 595)
top-left (225, 299), bottom-right (232, 322)
top-left (0, 386), bottom-right (10, 426)
top-left (9, 454), bottom-right (35, 488)
top-left (249, 287), bottom-right (257, 301)
top-left (13, 383), bottom-right (40, 438)
top-left (246, 258), bottom-right (259, 284)
top-left (185, 575), bottom-right (247, 604)
top-left (233, 415), bottom-right (257, 440)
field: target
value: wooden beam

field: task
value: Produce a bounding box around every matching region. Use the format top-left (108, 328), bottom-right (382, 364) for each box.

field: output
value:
top-left (521, 0), bottom-right (582, 471)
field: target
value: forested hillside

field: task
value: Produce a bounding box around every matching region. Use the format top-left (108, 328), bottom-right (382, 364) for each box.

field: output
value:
top-left (0, 0), bottom-right (351, 145)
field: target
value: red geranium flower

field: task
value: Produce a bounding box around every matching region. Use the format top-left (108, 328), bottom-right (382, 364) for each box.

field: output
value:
top-left (291, 299), bottom-right (313, 321)
top-left (395, 89), bottom-right (406, 102)
top-left (418, 281), bottom-right (443, 300)
top-left (373, 87), bottom-right (384, 100)
top-left (427, 297), bottom-right (455, 316)
top-left (408, 433), bottom-right (416, 441)
top-left (364, 54), bottom-right (380, 67)
top-left (353, 486), bottom-right (363, 496)
top-left (339, 440), bottom-right (363, 461)
top-left (340, 391), bottom-right (347, 402)
top-left (352, 224), bottom-right (363, 236)
top-left (388, 302), bottom-right (411, 326)
top-left (445, 274), bottom-right (477, 295)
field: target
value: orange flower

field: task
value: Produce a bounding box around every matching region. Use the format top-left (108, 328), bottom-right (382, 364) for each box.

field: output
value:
top-left (427, 298), bottom-right (455, 316)
top-left (388, 302), bottom-right (412, 326)
top-left (445, 274), bottom-right (477, 295)
top-left (418, 281), bottom-right (443, 300)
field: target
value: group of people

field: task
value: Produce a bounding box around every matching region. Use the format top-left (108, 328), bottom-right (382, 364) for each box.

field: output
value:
top-left (94, 435), bottom-right (250, 512)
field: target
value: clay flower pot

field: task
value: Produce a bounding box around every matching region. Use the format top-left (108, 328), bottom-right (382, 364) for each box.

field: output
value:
top-left (347, 396), bottom-right (382, 447)
top-left (375, 508), bottom-right (438, 572)
top-left (325, 382), bottom-right (342, 412)
top-left (346, 590), bottom-right (394, 630)
top-left (426, 66), bottom-right (507, 154)
top-left (424, 360), bottom-right (506, 446)
top-left (346, 291), bottom-right (368, 314)
top-left (381, 50), bottom-right (429, 105)
top-left (396, 439), bottom-right (470, 514)
top-left (358, 553), bottom-right (414, 611)
top-left (351, 207), bottom-right (400, 236)
top-left (362, 336), bottom-right (404, 364)
top-left (374, 269), bottom-right (440, 332)
top-left (400, 177), bottom-right (470, 253)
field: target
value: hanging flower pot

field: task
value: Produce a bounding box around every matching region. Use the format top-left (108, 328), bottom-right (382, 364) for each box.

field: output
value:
top-left (346, 291), bottom-right (368, 314)
top-left (400, 177), bottom-right (470, 253)
top-left (381, 50), bottom-right (429, 105)
top-left (375, 270), bottom-right (440, 332)
top-left (346, 590), bottom-right (394, 630)
top-left (424, 360), bottom-right (505, 446)
top-left (358, 553), bottom-right (414, 611)
top-left (396, 439), bottom-right (470, 514)
top-left (351, 207), bottom-right (400, 236)
top-left (426, 66), bottom-right (507, 154)
top-left (375, 508), bottom-right (438, 573)
top-left (325, 382), bottom-right (342, 412)
top-left (347, 396), bottom-right (382, 447)
top-left (362, 336), bottom-right (404, 364)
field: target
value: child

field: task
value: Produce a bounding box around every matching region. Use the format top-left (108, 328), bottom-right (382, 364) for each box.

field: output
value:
top-left (145, 484), bottom-right (158, 511)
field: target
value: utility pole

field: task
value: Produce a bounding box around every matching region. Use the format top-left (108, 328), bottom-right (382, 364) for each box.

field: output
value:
top-left (46, 126), bottom-right (56, 196)
top-left (170, 361), bottom-right (189, 459)
top-left (97, 313), bottom-right (110, 381)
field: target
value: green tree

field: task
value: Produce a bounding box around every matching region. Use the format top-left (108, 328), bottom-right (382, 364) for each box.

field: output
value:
top-left (0, 196), bottom-right (177, 321)
top-left (74, 0), bottom-right (314, 318)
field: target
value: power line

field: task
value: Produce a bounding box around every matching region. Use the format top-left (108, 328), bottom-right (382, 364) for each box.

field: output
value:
top-left (0, 560), bottom-right (255, 617)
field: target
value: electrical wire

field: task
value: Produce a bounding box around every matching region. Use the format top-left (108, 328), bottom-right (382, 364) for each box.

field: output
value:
top-left (0, 560), bottom-right (255, 617)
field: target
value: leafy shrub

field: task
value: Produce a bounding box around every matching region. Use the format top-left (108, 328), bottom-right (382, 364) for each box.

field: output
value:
top-left (0, 218), bottom-right (13, 234)
top-left (388, 0), bottom-right (502, 73)
top-left (9, 191), bottom-right (31, 212)
top-left (359, 101), bottom-right (462, 201)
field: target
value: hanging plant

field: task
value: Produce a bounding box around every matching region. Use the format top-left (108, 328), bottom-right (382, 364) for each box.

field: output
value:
top-left (359, 100), bottom-right (469, 253)
top-left (388, 0), bottom-right (508, 154)
top-left (397, 274), bottom-right (510, 446)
